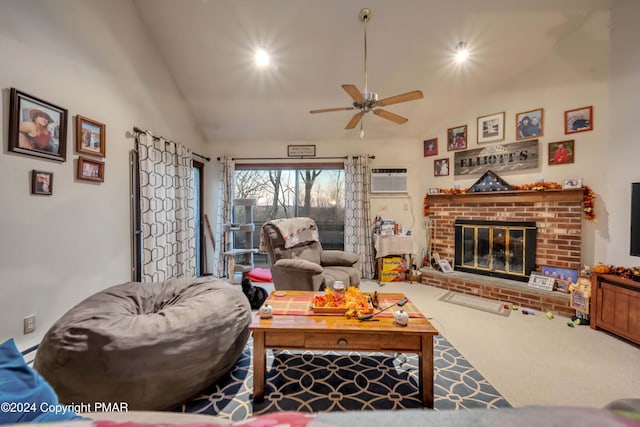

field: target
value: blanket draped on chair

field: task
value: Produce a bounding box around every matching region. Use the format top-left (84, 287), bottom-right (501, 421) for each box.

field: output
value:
top-left (259, 217), bottom-right (319, 251)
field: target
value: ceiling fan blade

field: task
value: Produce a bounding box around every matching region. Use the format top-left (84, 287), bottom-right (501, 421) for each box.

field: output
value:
top-left (345, 111), bottom-right (365, 129)
top-left (376, 90), bottom-right (423, 107)
top-left (373, 109), bottom-right (408, 125)
top-left (342, 84), bottom-right (365, 103)
top-left (310, 107), bottom-right (355, 114)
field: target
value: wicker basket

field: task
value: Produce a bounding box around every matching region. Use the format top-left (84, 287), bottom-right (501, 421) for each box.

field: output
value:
top-left (406, 273), bottom-right (421, 282)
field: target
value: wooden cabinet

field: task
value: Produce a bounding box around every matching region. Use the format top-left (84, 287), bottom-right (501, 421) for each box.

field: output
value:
top-left (591, 273), bottom-right (640, 345)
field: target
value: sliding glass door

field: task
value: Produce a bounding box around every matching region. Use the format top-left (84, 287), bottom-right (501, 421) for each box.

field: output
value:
top-left (234, 163), bottom-right (345, 266)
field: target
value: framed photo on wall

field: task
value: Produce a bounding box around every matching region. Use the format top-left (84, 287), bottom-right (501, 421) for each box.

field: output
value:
top-left (76, 115), bottom-right (106, 157)
top-left (447, 125), bottom-right (467, 151)
top-left (77, 157), bottom-right (105, 183)
top-left (477, 112), bottom-right (505, 144)
top-left (8, 88), bottom-right (68, 162)
top-left (548, 140), bottom-right (575, 165)
top-left (423, 138), bottom-right (438, 157)
top-left (565, 106), bottom-right (593, 134)
top-left (516, 108), bottom-right (543, 140)
top-left (434, 158), bottom-right (450, 176)
top-left (31, 170), bottom-right (53, 195)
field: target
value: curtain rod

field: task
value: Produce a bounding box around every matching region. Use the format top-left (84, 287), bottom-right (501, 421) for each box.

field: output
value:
top-left (133, 126), bottom-right (211, 162)
top-left (216, 155), bottom-right (375, 161)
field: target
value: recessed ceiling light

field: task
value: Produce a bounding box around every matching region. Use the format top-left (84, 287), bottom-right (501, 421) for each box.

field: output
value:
top-left (455, 41), bottom-right (469, 63)
top-left (255, 48), bottom-right (270, 67)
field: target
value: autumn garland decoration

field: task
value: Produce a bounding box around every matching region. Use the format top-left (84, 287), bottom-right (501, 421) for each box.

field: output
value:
top-left (423, 182), bottom-right (596, 221)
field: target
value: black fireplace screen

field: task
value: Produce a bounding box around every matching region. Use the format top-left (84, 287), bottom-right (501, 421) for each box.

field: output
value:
top-left (454, 219), bottom-right (536, 281)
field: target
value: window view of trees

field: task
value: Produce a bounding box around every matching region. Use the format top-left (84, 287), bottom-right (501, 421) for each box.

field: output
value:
top-left (234, 165), bottom-right (345, 266)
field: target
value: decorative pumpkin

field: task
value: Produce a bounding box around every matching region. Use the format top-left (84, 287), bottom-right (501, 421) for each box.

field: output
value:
top-left (394, 309), bottom-right (409, 326)
top-left (259, 303), bottom-right (273, 319)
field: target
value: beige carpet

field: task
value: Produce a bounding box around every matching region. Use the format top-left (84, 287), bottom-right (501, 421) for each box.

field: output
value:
top-left (249, 279), bottom-right (640, 409)
top-left (438, 291), bottom-right (511, 316)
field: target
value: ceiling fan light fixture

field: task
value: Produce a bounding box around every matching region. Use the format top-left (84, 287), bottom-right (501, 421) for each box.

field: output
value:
top-left (309, 8), bottom-right (423, 133)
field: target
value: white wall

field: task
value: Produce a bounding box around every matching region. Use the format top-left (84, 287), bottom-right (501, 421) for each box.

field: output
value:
top-left (0, 0), bottom-right (208, 349)
top-left (212, 8), bottom-right (613, 269)
top-left (607, 0), bottom-right (640, 265)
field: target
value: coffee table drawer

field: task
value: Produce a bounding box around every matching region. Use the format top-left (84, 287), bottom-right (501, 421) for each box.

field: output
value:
top-left (305, 333), bottom-right (421, 351)
top-left (265, 332), bottom-right (306, 347)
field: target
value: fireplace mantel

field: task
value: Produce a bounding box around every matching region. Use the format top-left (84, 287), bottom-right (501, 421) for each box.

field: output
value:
top-left (427, 188), bottom-right (583, 204)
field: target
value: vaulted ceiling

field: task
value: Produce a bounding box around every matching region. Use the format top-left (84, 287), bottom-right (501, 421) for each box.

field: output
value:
top-left (133, 0), bottom-right (613, 143)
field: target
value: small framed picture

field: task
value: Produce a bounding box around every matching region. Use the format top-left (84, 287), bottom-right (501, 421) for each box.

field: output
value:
top-left (540, 265), bottom-right (579, 283)
top-left (548, 140), bottom-right (575, 165)
top-left (8, 88), bottom-right (68, 162)
top-left (563, 178), bottom-right (583, 189)
top-left (423, 138), bottom-right (438, 157)
top-left (565, 106), bottom-right (593, 134)
top-left (76, 115), bottom-right (106, 157)
top-left (434, 158), bottom-right (450, 177)
top-left (447, 125), bottom-right (467, 151)
top-left (516, 108), bottom-right (544, 140)
top-left (527, 272), bottom-right (555, 291)
top-left (477, 112), bottom-right (505, 144)
top-left (428, 188), bottom-right (441, 194)
top-left (438, 259), bottom-right (454, 273)
top-left (570, 287), bottom-right (590, 314)
top-left (77, 157), bottom-right (105, 182)
top-left (31, 170), bottom-right (53, 195)
top-left (555, 280), bottom-right (571, 293)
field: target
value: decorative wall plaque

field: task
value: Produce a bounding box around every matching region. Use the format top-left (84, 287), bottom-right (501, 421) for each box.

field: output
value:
top-left (287, 145), bottom-right (316, 157)
top-left (453, 140), bottom-right (539, 176)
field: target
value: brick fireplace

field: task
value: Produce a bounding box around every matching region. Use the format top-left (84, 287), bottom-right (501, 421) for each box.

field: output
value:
top-left (421, 189), bottom-right (584, 316)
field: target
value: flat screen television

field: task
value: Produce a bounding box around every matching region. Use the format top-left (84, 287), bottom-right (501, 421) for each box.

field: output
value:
top-left (631, 183), bottom-right (640, 256)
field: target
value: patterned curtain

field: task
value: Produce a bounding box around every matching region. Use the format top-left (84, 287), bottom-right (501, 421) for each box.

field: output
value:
top-left (215, 155), bottom-right (235, 278)
top-left (344, 155), bottom-right (374, 279)
top-left (137, 132), bottom-right (195, 282)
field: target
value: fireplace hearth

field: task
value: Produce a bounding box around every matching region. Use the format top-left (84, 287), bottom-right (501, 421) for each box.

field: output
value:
top-left (454, 219), bottom-right (537, 282)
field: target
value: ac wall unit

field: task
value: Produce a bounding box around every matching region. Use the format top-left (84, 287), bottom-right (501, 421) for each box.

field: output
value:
top-left (370, 168), bottom-right (408, 193)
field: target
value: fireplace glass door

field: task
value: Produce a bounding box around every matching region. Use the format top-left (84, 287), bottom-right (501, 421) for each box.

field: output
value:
top-left (455, 220), bottom-right (536, 281)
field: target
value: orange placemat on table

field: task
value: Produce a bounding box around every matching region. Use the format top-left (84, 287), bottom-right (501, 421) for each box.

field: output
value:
top-left (264, 292), bottom-right (425, 318)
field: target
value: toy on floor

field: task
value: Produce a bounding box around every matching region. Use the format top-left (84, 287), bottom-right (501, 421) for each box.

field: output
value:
top-left (570, 314), bottom-right (590, 326)
top-left (521, 308), bottom-right (536, 315)
top-left (545, 311), bottom-right (554, 319)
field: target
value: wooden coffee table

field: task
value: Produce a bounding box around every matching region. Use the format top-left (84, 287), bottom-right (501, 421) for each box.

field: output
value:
top-left (249, 291), bottom-right (439, 408)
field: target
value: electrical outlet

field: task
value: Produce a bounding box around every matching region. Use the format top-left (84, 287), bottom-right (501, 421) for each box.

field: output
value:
top-left (24, 314), bottom-right (36, 334)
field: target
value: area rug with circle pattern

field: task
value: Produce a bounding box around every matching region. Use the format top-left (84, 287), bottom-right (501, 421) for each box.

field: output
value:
top-left (175, 334), bottom-right (510, 421)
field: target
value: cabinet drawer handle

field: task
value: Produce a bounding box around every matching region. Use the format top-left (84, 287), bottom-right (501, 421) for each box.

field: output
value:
top-left (337, 338), bottom-right (348, 346)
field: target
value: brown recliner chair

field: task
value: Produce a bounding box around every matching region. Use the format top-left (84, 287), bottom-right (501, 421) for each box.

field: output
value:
top-left (260, 217), bottom-right (361, 291)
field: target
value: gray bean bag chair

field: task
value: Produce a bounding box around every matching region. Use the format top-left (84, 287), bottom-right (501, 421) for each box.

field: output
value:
top-left (34, 277), bottom-right (252, 410)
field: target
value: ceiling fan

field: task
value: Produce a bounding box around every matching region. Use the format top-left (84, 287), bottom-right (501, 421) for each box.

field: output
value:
top-left (310, 8), bottom-right (423, 133)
